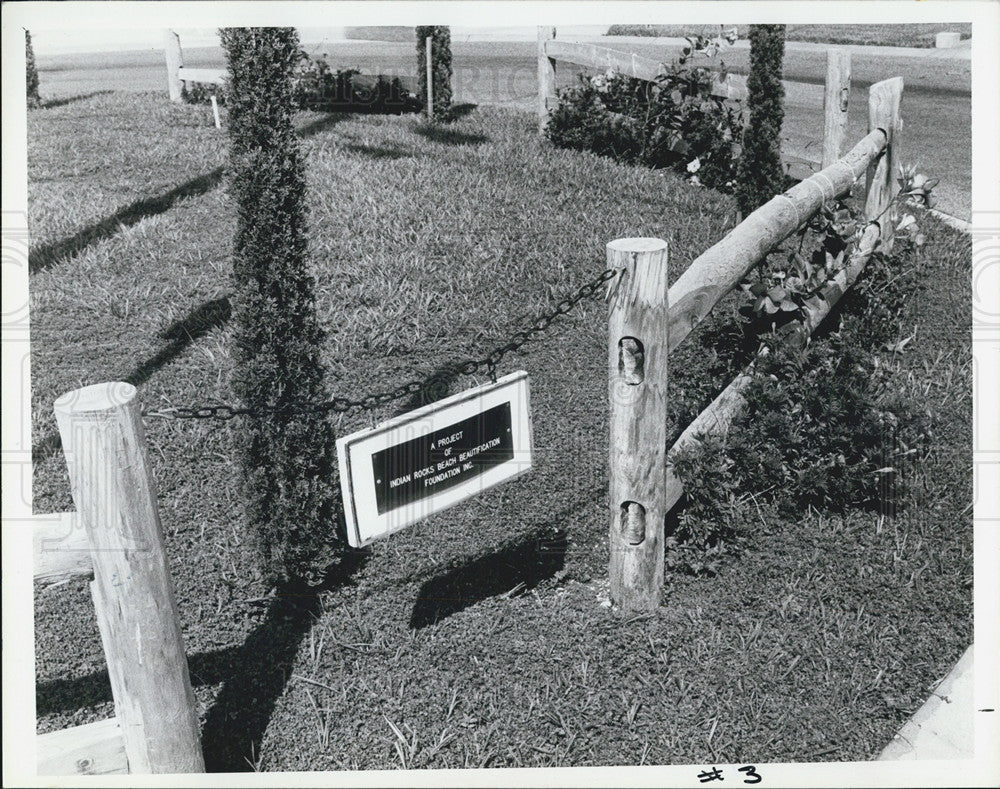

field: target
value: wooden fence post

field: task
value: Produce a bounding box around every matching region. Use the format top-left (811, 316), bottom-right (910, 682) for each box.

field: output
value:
top-left (164, 30), bottom-right (183, 103)
top-left (607, 238), bottom-right (669, 613)
top-left (54, 382), bottom-right (204, 774)
top-left (425, 35), bottom-right (434, 120)
top-left (537, 27), bottom-right (557, 133)
top-left (822, 48), bottom-right (851, 169)
top-left (865, 76), bottom-right (903, 246)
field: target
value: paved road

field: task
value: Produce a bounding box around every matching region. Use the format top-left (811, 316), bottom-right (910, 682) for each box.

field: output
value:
top-left (34, 36), bottom-right (971, 219)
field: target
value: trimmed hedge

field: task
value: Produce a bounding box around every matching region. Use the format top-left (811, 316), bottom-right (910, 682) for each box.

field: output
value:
top-left (736, 25), bottom-right (786, 217)
top-left (416, 26), bottom-right (453, 117)
top-left (26, 31), bottom-right (41, 108)
top-left (220, 27), bottom-right (339, 587)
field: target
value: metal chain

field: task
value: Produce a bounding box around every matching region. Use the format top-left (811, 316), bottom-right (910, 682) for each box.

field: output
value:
top-left (142, 267), bottom-right (620, 421)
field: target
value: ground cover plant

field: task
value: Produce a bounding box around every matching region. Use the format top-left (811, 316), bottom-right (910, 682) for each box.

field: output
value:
top-left (29, 89), bottom-right (971, 771)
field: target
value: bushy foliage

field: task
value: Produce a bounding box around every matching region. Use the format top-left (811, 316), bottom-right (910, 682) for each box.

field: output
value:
top-left (220, 27), bottom-right (339, 587)
top-left (735, 25), bottom-right (786, 217)
top-left (26, 31), bottom-right (41, 108)
top-left (667, 187), bottom-right (934, 575)
top-left (416, 26), bottom-right (453, 117)
top-left (292, 54), bottom-right (419, 113)
top-left (546, 64), bottom-right (742, 190)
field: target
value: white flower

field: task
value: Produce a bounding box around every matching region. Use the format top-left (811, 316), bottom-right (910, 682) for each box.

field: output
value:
top-left (689, 174), bottom-right (702, 186)
top-left (687, 158), bottom-right (702, 174)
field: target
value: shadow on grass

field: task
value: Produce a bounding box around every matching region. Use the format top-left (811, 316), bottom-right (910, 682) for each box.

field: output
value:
top-left (30, 112), bottom-right (351, 275)
top-left (441, 103), bottom-right (478, 121)
top-left (343, 142), bottom-right (413, 161)
top-left (36, 551), bottom-right (368, 772)
top-left (40, 91), bottom-right (113, 110)
top-left (412, 124), bottom-right (488, 146)
top-left (409, 528), bottom-right (568, 629)
top-left (31, 295), bottom-right (232, 466)
top-left (29, 167), bottom-right (226, 274)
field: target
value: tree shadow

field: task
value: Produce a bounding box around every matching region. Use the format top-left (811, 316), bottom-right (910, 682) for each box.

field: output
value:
top-left (29, 167), bottom-right (226, 274)
top-left (409, 528), bottom-right (568, 629)
top-left (412, 124), bottom-right (488, 146)
top-left (440, 103), bottom-right (478, 121)
top-left (40, 91), bottom-right (113, 110)
top-left (199, 549), bottom-right (366, 771)
top-left (31, 295), bottom-right (232, 466)
top-left (29, 110), bottom-right (354, 275)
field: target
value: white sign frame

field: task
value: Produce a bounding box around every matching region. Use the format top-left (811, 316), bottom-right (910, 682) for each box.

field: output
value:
top-left (336, 371), bottom-right (533, 547)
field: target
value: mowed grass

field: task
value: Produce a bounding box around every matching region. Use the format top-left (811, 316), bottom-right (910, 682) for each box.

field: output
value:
top-left (29, 93), bottom-right (971, 771)
top-left (607, 23), bottom-right (972, 48)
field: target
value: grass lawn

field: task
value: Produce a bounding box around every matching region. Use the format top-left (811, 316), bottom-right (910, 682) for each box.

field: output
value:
top-left (29, 93), bottom-right (971, 771)
top-left (607, 24), bottom-right (972, 48)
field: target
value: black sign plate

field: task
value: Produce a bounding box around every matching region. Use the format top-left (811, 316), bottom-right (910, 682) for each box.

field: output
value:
top-left (370, 402), bottom-right (514, 514)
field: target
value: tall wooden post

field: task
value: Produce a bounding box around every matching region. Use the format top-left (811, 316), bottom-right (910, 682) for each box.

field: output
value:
top-left (54, 383), bottom-right (204, 774)
top-left (865, 76), bottom-right (903, 247)
top-left (537, 27), bottom-right (557, 133)
top-left (425, 35), bottom-right (434, 120)
top-left (822, 48), bottom-right (851, 169)
top-left (607, 238), bottom-right (669, 613)
top-left (164, 30), bottom-right (184, 103)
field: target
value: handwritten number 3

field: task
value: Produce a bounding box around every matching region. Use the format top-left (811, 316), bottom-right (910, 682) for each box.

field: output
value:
top-left (739, 765), bottom-right (762, 784)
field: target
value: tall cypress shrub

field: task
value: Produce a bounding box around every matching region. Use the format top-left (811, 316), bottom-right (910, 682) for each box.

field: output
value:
top-left (220, 28), bottom-right (338, 587)
top-left (736, 24), bottom-right (786, 217)
top-left (416, 26), bottom-right (452, 118)
top-left (26, 30), bottom-right (41, 108)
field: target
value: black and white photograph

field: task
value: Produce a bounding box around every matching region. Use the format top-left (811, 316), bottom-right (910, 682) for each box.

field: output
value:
top-left (2, 1), bottom-right (998, 786)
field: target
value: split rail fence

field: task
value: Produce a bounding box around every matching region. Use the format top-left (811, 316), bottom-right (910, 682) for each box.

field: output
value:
top-left (33, 384), bottom-right (204, 775)
top-left (31, 38), bottom-right (902, 770)
top-left (604, 74), bottom-right (902, 610)
top-left (537, 27), bottom-right (853, 175)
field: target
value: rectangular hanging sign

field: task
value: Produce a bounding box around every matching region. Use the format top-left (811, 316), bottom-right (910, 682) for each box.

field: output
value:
top-left (336, 371), bottom-right (533, 547)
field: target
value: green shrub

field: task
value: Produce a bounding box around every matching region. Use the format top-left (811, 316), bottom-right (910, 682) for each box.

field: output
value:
top-left (220, 27), bottom-right (339, 587)
top-left (546, 65), bottom-right (742, 190)
top-left (667, 213), bottom-right (931, 574)
top-left (735, 25), bottom-right (786, 217)
top-left (416, 26), bottom-right (453, 118)
top-left (26, 31), bottom-right (41, 108)
top-left (291, 54), bottom-right (419, 113)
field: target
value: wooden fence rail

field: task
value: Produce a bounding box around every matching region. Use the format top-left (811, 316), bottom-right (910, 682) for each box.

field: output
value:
top-left (607, 75), bottom-right (902, 611)
top-left (35, 383), bottom-right (204, 775)
top-left (164, 30), bottom-right (225, 102)
top-left (538, 28), bottom-right (852, 176)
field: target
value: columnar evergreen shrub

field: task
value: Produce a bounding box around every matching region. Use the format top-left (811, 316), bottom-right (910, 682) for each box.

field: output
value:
top-left (735, 24), bottom-right (786, 217)
top-left (26, 31), bottom-right (41, 108)
top-left (220, 27), bottom-right (338, 587)
top-left (416, 26), bottom-right (452, 117)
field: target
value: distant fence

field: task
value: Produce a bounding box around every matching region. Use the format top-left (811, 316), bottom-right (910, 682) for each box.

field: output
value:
top-left (605, 75), bottom-right (902, 611)
top-left (537, 27), bottom-right (853, 176)
top-left (34, 383), bottom-right (203, 776)
top-left (164, 30), bottom-right (225, 102)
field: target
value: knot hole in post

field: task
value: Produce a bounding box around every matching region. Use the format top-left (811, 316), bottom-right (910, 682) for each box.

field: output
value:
top-left (618, 337), bottom-right (644, 385)
top-left (620, 501), bottom-right (646, 545)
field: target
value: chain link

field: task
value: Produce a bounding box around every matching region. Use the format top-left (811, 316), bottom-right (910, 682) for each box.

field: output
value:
top-left (142, 267), bottom-right (620, 421)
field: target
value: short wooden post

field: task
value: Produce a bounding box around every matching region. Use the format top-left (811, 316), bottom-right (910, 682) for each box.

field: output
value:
top-left (822, 48), bottom-right (851, 169)
top-left (210, 94), bottom-right (221, 129)
top-left (54, 383), bottom-right (204, 774)
top-left (425, 35), bottom-right (434, 120)
top-left (607, 238), bottom-right (670, 613)
top-left (865, 76), bottom-right (903, 247)
top-left (537, 27), bottom-right (557, 133)
top-left (164, 30), bottom-right (183, 103)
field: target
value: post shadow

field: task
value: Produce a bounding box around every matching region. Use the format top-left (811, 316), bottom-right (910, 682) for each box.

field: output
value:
top-left (412, 124), bottom-right (488, 146)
